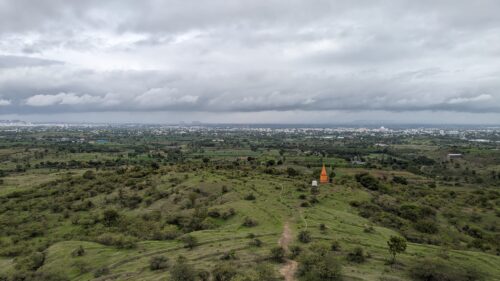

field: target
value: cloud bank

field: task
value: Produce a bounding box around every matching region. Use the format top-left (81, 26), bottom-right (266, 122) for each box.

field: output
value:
top-left (0, 0), bottom-right (499, 123)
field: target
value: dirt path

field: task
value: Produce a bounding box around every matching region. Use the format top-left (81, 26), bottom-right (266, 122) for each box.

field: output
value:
top-left (279, 222), bottom-right (298, 281)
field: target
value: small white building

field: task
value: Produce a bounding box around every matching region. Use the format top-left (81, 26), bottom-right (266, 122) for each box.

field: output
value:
top-left (311, 180), bottom-right (318, 187)
top-left (447, 153), bottom-right (463, 160)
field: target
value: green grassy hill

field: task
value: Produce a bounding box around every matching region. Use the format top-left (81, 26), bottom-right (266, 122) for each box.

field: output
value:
top-left (1, 166), bottom-right (498, 280)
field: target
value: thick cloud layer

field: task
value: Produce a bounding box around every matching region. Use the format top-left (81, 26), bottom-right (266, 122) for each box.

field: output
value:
top-left (0, 0), bottom-right (499, 123)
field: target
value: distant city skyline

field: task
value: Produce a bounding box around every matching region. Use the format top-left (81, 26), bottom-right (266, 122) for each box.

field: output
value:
top-left (1, 1), bottom-right (499, 124)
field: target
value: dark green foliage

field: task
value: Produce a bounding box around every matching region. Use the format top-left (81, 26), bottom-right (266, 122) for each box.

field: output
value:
top-left (387, 236), bottom-right (407, 263)
top-left (330, 240), bottom-right (341, 251)
top-left (170, 256), bottom-right (197, 281)
top-left (244, 193), bottom-right (256, 200)
top-left (414, 219), bottom-right (439, 234)
top-left (242, 217), bottom-right (258, 227)
top-left (220, 250), bottom-right (237, 260)
top-left (286, 167), bottom-right (300, 177)
top-left (298, 230), bottom-right (312, 243)
top-left (212, 262), bottom-right (238, 281)
top-left (180, 234), bottom-right (198, 249)
top-left (149, 255), bottom-right (169, 270)
top-left (355, 172), bottom-right (381, 190)
top-left (269, 246), bottom-right (285, 262)
top-left (254, 264), bottom-right (281, 281)
top-left (15, 251), bottom-right (45, 271)
top-left (95, 233), bottom-right (137, 248)
top-left (71, 245), bottom-right (85, 257)
top-left (94, 267), bottom-right (110, 278)
top-left (82, 170), bottom-right (96, 180)
top-left (298, 251), bottom-right (342, 281)
top-left (410, 258), bottom-right (483, 281)
top-left (346, 247), bottom-right (366, 263)
top-left (392, 176), bottom-right (408, 185)
top-left (290, 245), bottom-right (302, 258)
top-left (102, 209), bottom-right (120, 227)
top-left (248, 238), bottom-right (262, 247)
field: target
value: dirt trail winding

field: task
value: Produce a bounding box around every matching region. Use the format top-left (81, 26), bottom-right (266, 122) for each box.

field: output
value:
top-left (279, 222), bottom-right (298, 281)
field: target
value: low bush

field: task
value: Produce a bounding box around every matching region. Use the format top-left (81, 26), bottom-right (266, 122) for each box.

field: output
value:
top-left (270, 246), bottom-right (285, 262)
top-left (95, 233), bottom-right (137, 249)
top-left (149, 255), bottom-right (169, 270)
top-left (242, 217), bottom-right (258, 227)
top-left (410, 257), bottom-right (483, 281)
top-left (298, 230), bottom-right (312, 243)
top-left (347, 247), bottom-right (366, 263)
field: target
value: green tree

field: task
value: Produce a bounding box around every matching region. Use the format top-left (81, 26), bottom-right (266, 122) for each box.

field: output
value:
top-left (387, 236), bottom-right (407, 264)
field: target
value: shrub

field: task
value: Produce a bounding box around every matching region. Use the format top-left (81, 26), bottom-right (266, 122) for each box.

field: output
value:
top-left (270, 246), bottom-right (285, 262)
top-left (392, 176), bottom-right (408, 185)
top-left (301, 201), bottom-right (311, 207)
top-left (364, 225), bottom-right (375, 233)
top-left (150, 255), bottom-right (169, 270)
top-left (242, 217), bottom-right (258, 227)
top-left (347, 247), bottom-right (366, 263)
top-left (170, 256), bottom-right (197, 281)
top-left (220, 250), bottom-right (237, 261)
top-left (221, 208), bottom-right (236, 220)
top-left (249, 238), bottom-right (262, 247)
top-left (180, 234), bottom-right (198, 249)
top-left (298, 252), bottom-right (342, 281)
top-left (298, 230), bottom-right (312, 243)
top-left (287, 167), bottom-right (300, 177)
top-left (255, 264), bottom-right (281, 281)
top-left (330, 240), bottom-right (341, 251)
top-left (73, 260), bottom-right (91, 274)
top-left (290, 245), bottom-right (302, 259)
top-left (410, 257), bottom-right (483, 281)
top-left (96, 233), bottom-right (137, 249)
top-left (102, 209), bottom-right (120, 227)
top-left (208, 209), bottom-right (221, 218)
top-left (71, 245), bottom-right (85, 257)
top-left (244, 193), bottom-right (256, 201)
top-left (355, 173), bottom-right (381, 190)
top-left (414, 219), bottom-right (439, 234)
top-left (212, 262), bottom-right (238, 281)
top-left (83, 170), bottom-right (96, 180)
top-left (319, 223), bottom-right (327, 232)
top-left (15, 251), bottom-right (45, 271)
top-left (94, 267), bottom-right (110, 278)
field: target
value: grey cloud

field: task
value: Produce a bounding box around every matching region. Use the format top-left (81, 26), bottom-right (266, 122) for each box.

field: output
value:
top-left (0, 55), bottom-right (62, 68)
top-left (0, 0), bottom-right (499, 122)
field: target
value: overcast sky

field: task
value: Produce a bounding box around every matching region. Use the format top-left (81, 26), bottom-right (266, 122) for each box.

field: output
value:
top-left (0, 0), bottom-right (499, 124)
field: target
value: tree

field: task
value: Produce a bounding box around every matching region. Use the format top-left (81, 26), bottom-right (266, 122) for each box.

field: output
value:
top-left (387, 236), bottom-right (407, 264)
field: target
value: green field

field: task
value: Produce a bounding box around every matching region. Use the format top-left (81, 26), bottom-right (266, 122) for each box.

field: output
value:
top-left (0, 127), bottom-right (498, 281)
